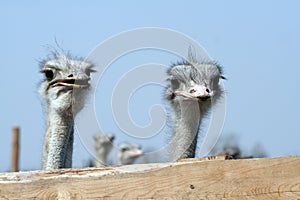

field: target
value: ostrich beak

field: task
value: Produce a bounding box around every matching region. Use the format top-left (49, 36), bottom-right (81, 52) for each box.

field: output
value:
top-left (196, 95), bottom-right (211, 101)
top-left (174, 91), bottom-right (195, 98)
top-left (174, 91), bottom-right (211, 101)
top-left (129, 149), bottom-right (143, 158)
top-left (174, 83), bottom-right (213, 101)
top-left (49, 78), bottom-right (90, 89)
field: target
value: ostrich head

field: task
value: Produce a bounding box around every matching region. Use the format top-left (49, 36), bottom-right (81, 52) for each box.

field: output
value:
top-left (94, 133), bottom-right (115, 162)
top-left (39, 51), bottom-right (95, 115)
top-left (118, 143), bottom-right (143, 165)
top-left (166, 61), bottom-right (225, 112)
top-left (218, 147), bottom-right (241, 159)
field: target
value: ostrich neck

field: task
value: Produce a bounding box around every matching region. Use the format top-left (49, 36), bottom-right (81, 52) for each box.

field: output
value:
top-left (43, 109), bottom-right (74, 170)
top-left (171, 100), bottom-right (201, 160)
top-left (94, 150), bottom-right (109, 167)
top-left (96, 152), bottom-right (108, 162)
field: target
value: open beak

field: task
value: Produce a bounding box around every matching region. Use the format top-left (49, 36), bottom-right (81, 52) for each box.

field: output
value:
top-left (49, 78), bottom-right (90, 89)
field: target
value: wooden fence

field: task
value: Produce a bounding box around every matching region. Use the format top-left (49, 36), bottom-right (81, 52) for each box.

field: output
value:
top-left (0, 156), bottom-right (299, 199)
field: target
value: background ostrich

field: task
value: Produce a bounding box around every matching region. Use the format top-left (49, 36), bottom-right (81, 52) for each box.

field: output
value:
top-left (93, 133), bottom-right (115, 167)
top-left (39, 50), bottom-right (94, 170)
top-left (217, 147), bottom-right (241, 159)
top-left (166, 50), bottom-right (225, 160)
top-left (118, 143), bottom-right (143, 165)
top-left (210, 133), bottom-right (267, 159)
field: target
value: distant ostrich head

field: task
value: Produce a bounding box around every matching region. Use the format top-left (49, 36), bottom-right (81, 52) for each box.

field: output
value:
top-left (93, 133), bottom-right (115, 165)
top-left (118, 143), bottom-right (143, 165)
top-left (39, 51), bottom-right (95, 115)
top-left (217, 147), bottom-right (241, 159)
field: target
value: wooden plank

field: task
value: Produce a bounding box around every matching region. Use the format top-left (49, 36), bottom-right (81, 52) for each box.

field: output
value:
top-left (0, 156), bottom-right (300, 199)
top-left (178, 155), bottom-right (232, 162)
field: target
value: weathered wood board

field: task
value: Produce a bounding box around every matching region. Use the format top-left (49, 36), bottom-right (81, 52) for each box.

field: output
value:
top-left (0, 156), bottom-right (300, 199)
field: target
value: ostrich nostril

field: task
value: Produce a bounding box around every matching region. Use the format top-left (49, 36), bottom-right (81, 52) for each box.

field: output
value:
top-left (206, 88), bottom-right (210, 93)
top-left (190, 89), bottom-right (196, 93)
top-left (68, 74), bottom-right (74, 78)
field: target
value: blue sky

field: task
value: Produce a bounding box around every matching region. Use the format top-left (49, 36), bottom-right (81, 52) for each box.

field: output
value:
top-left (1, 1), bottom-right (300, 171)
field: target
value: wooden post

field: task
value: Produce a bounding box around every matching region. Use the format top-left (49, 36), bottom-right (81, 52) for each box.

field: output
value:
top-left (11, 127), bottom-right (20, 172)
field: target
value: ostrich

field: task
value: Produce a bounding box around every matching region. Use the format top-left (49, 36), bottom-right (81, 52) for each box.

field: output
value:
top-left (217, 147), bottom-right (254, 159)
top-left (166, 50), bottom-right (225, 161)
top-left (39, 51), bottom-right (94, 170)
top-left (118, 143), bottom-right (143, 165)
top-left (93, 133), bottom-right (115, 167)
top-left (217, 147), bottom-right (241, 159)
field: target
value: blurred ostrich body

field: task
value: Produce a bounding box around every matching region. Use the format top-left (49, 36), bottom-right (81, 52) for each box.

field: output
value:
top-left (93, 133), bottom-right (115, 167)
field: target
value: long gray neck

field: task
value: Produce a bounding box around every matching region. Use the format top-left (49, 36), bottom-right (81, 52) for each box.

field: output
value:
top-left (170, 100), bottom-right (201, 161)
top-left (94, 151), bottom-right (108, 167)
top-left (43, 109), bottom-right (74, 170)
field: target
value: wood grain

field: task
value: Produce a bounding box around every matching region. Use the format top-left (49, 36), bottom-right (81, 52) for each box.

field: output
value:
top-left (0, 156), bottom-right (300, 199)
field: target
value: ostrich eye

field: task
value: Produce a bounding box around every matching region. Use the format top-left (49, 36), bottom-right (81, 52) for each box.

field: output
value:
top-left (44, 70), bottom-right (54, 81)
top-left (85, 68), bottom-right (95, 77)
top-left (171, 79), bottom-right (180, 90)
top-left (121, 147), bottom-right (129, 152)
top-left (220, 75), bottom-right (226, 80)
top-left (85, 69), bottom-right (91, 76)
